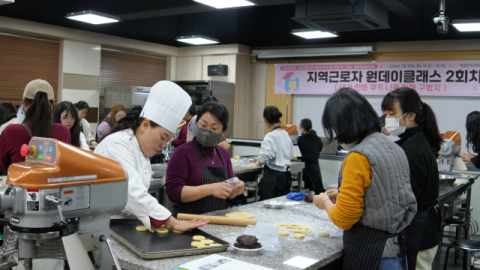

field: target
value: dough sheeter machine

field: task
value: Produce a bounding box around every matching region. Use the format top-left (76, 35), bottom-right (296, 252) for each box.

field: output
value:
top-left (0, 137), bottom-right (128, 270)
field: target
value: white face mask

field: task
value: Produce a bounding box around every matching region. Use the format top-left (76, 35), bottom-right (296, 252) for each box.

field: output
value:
top-left (385, 113), bottom-right (409, 136)
top-left (340, 143), bottom-right (355, 151)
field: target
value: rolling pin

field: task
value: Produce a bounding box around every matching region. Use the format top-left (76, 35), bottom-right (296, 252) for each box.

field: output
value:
top-left (177, 213), bottom-right (257, 226)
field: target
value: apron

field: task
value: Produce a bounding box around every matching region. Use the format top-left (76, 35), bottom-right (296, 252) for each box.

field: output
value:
top-left (403, 208), bottom-right (428, 270)
top-left (303, 163), bottom-right (324, 194)
top-left (173, 139), bottom-right (228, 216)
top-left (344, 222), bottom-right (406, 270)
top-left (338, 166), bottom-right (407, 270)
top-left (259, 164), bottom-right (292, 200)
top-left (259, 126), bottom-right (292, 201)
top-left (399, 130), bottom-right (440, 269)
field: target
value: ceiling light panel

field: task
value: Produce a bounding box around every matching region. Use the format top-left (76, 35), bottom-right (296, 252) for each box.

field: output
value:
top-left (194, 0), bottom-right (255, 9)
top-left (292, 29), bottom-right (338, 39)
top-left (0, 0), bottom-right (14, 6)
top-left (66, 10), bottom-right (120, 25)
top-left (452, 20), bottom-right (480, 32)
top-left (176, 35), bottom-right (219, 45)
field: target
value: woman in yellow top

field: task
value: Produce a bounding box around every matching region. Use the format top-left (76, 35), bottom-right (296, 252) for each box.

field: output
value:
top-left (313, 88), bottom-right (417, 270)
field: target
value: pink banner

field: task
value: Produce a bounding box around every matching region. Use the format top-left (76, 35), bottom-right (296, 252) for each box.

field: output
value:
top-left (274, 61), bottom-right (480, 96)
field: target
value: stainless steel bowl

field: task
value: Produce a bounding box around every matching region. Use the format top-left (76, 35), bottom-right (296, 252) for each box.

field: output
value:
top-left (232, 245), bottom-right (264, 255)
top-left (439, 174), bottom-right (456, 186)
top-left (264, 201), bottom-right (286, 209)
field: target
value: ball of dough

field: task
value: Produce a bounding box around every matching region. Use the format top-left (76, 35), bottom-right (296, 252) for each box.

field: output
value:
top-left (209, 243), bottom-right (222, 247)
top-left (173, 230), bottom-right (183, 233)
top-left (318, 231), bottom-right (330, 237)
top-left (234, 156), bottom-right (240, 160)
top-left (197, 244), bottom-right (207, 248)
top-left (225, 212), bottom-right (255, 219)
top-left (193, 235), bottom-right (205, 241)
top-left (278, 231), bottom-right (289, 236)
top-left (191, 241), bottom-right (202, 247)
top-left (202, 240), bottom-right (214, 245)
top-left (294, 233), bottom-right (305, 239)
top-left (155, 228), bottom-right (168, 234)
top-left (135, 226), bottom-right (148, 232)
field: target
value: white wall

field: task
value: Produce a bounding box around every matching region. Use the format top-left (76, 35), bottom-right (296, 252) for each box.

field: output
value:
top-left (60, 40), bottom-right (101, 133)
top-left (293, 94), bottom-right (480, 153)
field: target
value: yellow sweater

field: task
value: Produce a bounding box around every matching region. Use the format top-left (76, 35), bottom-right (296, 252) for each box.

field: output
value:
top-left (328, 152), bottom-right (373, 230)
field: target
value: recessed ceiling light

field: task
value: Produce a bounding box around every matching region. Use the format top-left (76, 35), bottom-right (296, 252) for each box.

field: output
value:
top-left (66, 10), bottom-right (120, 25)
top-left (291, 29), bottom-right (338, 39)
top-left (194, 0), bottom-right (255, 9)
top-left (452, 20), bottom-right (480, 32)
top-left (176, 35), bottom-right (219, 45)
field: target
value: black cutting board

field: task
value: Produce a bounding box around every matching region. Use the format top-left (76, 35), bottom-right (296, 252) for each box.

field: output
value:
top-left (109, 219), bottom-right (229, 259)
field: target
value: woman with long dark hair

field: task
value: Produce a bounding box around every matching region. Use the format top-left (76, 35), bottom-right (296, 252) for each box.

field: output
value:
top-left (382, 87), bottom-right (442, 270)
top-left (297, 118), bottom-right (324, 194)
top-left (95, 81), bottom-right (208, 232)
top-left (315, 88), bottom-right (416, 270)
top-left (0, 102), bottom-right (17, 132)
top-left (0, 79), bottom-right (71, 171)
top-left (253, 106), bottom-right (294, 200)
top-left (75, 100), bottom-right (97, 147)
top-left (54, 101), bottom-right (89, 150)
top-left (460, 111), bottom-right (480, 168)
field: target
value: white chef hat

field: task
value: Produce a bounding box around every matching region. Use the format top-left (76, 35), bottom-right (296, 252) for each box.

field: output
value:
top-left (140, 81), bottom-right (192, 134)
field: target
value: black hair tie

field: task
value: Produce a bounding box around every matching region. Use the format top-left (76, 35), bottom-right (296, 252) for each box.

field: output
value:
top-left (118, 113), bottom-right (139, 124)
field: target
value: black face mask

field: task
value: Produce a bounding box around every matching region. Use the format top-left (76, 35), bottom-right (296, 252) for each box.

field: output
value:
top-left (196, 127), bottom-right (222, 147)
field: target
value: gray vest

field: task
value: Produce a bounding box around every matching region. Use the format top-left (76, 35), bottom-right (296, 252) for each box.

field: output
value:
top-left (340, 132), bottom-right (417, 258)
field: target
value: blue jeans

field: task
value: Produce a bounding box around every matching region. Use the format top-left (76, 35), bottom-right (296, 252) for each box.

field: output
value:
top-left (379, 252), bottom-right (404, 270)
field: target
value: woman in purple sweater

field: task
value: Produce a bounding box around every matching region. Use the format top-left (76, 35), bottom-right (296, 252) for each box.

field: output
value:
top-left (165, 101), bottom-right (245, 216)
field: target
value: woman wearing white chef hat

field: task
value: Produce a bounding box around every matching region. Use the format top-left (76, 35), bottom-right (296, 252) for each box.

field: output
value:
top-left (95, 81), bottom-right (208, 232)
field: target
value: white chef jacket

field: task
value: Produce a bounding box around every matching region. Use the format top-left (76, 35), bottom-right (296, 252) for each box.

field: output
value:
top-left (94, 129), bottom-right (171, 231)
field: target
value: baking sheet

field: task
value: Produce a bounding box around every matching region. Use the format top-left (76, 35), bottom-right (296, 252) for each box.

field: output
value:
top-left (109, 219), bottom-right (229, 259)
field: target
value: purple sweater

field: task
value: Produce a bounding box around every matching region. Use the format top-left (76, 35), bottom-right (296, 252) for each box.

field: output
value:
top-left (165, 139), bottom-right (234, 207)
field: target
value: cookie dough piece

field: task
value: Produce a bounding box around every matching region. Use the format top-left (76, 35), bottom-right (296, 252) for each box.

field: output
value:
top-left (234, 156), bottom-right (240, 160)
top-left (155, 228), bottom-right (169, 234)
top-left (278, 231), bottom-right (289, 236)
top-left (197, 244), bottom-right (207, 248)
top-left (173, 230), bottom-right (183, 233)
top-left (318, 231), bottom-right (330, 237)
top-left (193, 235), bottom-right (205, 241)
top-left (225, 212), bottom-right (255, 219)
top-left (135, 226), bottom-right (148, 232)
top-left (209, 243), bottom-right (222, 247)
top-left (202, 240), bottom-right (214, 245)
top-left (294, 233), bottom-right (305, 239)
top-left (191, 241), bottom-right (202, 248)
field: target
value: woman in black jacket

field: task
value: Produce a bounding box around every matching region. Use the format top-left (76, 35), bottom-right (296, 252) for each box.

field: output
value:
top-left (460, 111), bottom-right (480, 168)
top-left (382, 87), bottom-right (443, 270)
top-left (297, 118), bottom-right (324, 194)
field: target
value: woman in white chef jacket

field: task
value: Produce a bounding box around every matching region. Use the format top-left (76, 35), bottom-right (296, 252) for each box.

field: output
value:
top-left (94, 81), bottom-right (208, 232)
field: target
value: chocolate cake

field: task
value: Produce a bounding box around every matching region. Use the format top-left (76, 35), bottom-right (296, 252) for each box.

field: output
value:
top-left (234, 235), bottom-right (262, 249)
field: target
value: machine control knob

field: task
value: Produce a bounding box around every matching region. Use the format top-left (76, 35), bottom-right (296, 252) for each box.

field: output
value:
top-left (20, 144), bottom-right (35, 157)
